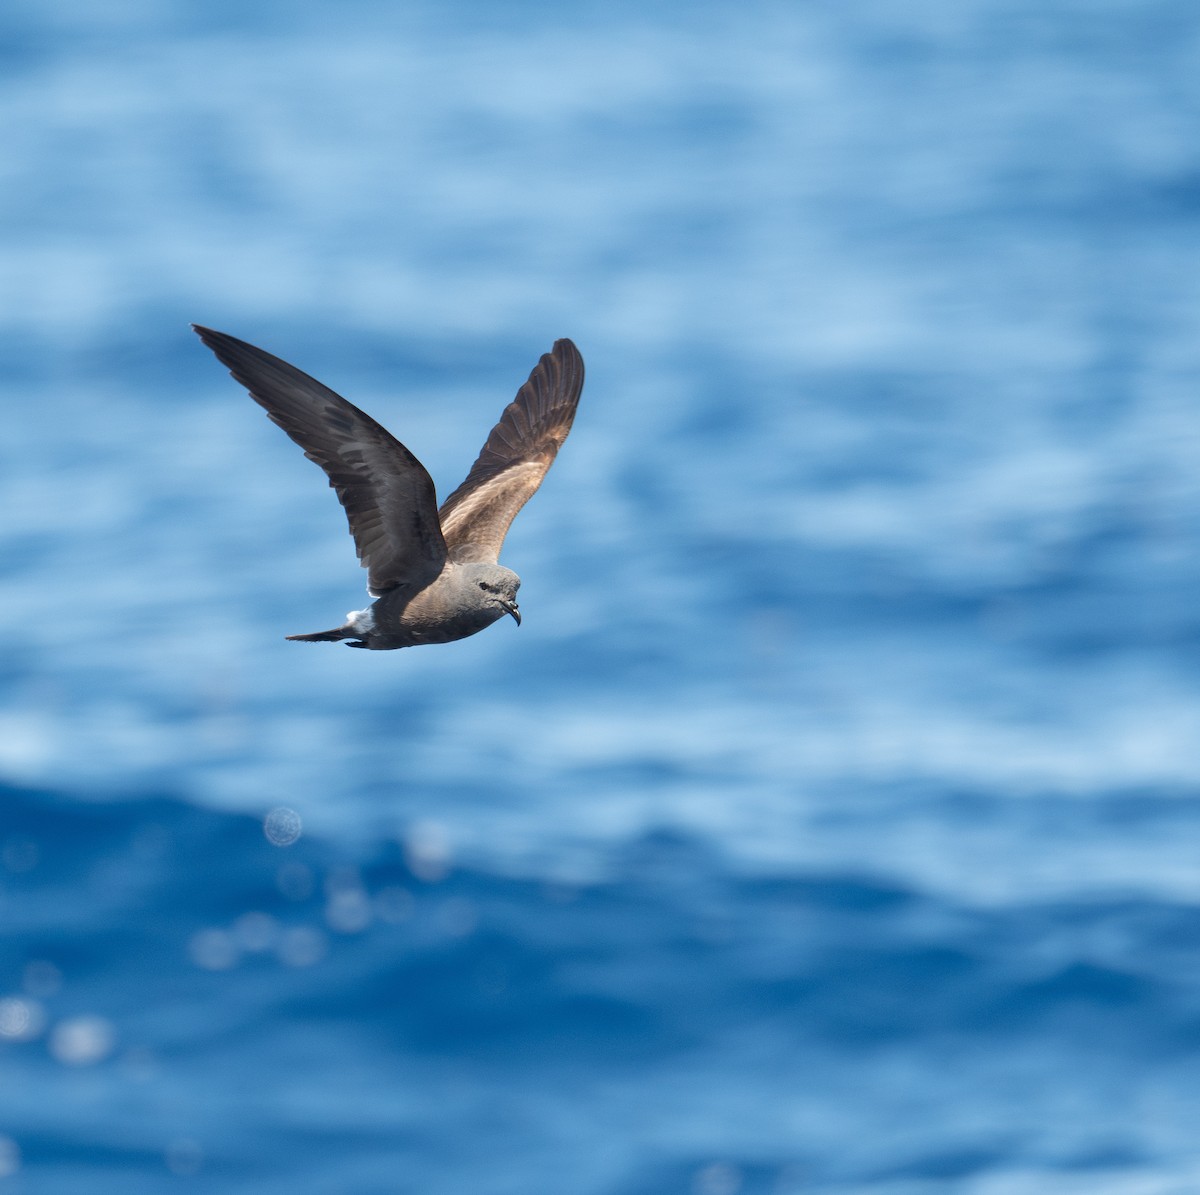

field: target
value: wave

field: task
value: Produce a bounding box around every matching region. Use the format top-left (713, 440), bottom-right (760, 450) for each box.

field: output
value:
top-left (4, 783), bottom-right (1200, 1191)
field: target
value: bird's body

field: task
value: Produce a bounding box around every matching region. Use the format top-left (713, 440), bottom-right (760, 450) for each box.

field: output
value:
top-left (193, 327), bottom-right (584, 650)
top-left (304, 561), bottom-right (523, 650)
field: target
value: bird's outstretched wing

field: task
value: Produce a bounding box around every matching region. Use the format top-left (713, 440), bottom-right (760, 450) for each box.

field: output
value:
top-left (438, 339), bottom-right (584, 563)
top-left (194, 326), bottom-right (447, 596)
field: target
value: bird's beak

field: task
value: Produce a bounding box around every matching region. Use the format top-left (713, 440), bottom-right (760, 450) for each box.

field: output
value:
top-left (502, 600), bottom-right (521, 626)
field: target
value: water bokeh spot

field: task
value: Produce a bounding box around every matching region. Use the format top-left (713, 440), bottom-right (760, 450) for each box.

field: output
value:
top-left (263, 807), bottom-right (302, 847)
top-left (49, 1015), bottom-right (116, 1067)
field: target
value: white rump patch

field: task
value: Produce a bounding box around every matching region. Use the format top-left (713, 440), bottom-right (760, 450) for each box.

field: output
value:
top-left (346, 607), bottom-right (375, 633)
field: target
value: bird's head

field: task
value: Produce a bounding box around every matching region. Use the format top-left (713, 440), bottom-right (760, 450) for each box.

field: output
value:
top-left (465, 563), bottom-right (522, 625)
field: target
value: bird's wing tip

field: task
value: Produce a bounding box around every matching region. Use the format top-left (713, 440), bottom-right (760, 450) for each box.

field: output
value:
top-left (550, 338), bottom-right (584, 370)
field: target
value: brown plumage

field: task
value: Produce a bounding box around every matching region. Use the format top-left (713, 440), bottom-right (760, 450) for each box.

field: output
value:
top-left (438, 339), bottom-right (585, 563)
top-left (194, 326), bottom-right (584, 650)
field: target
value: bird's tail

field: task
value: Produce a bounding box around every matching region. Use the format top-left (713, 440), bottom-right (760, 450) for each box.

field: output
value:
top-left (285, 625), bottom-right (355, 643)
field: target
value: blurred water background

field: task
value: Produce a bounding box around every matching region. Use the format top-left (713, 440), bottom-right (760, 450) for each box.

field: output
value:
top-left (4, 1), bottom-right (1200, 1191)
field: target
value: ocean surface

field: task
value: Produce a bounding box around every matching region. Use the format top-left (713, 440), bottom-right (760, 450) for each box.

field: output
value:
top-left (3, 1), bottom-right (1200, 1191)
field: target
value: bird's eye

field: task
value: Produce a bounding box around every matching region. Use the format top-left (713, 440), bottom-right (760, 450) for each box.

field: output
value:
top-left (478, 581), bottom-right (490, 591)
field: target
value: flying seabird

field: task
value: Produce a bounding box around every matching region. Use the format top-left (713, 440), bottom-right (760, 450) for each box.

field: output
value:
top-left (194, 326), bottom-right (584, 650)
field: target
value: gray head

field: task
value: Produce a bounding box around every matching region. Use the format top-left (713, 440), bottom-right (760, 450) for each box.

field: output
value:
top-left (460, 561), bottom-right (522, 625)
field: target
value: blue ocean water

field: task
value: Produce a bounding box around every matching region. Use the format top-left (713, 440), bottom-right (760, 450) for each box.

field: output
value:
top-left (3, 1), bottom-right (1200, 1191)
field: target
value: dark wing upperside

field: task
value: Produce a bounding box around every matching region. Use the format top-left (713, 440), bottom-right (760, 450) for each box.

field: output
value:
top-left (194, 326), bottom-right (447, 596)
top-left (438, 338), bottom-right (584, 563)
